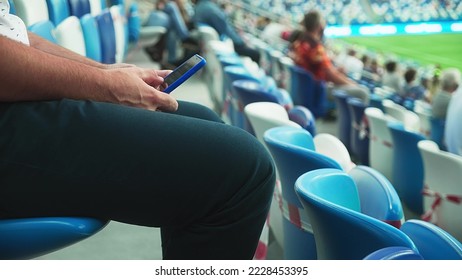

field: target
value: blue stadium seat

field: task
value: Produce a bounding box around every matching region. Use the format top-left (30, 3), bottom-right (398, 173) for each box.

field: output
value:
top-left (95, 10), bottom-right (117, 64)
top-left (126, 2), bottom-right (141, 43)
top-left (288, 64), bottom-right (314, 108)
top-left (295, 168), bottom-right (417, 259)
top-left (107, 0), bottom-right (124, 5)
top-left (288, 106), bottom-right (316, 136)
top-left (68, 0), bottom-right (91, 18)
top-left (348, 165), bottom-right (404, 228)
top-left (369, 94), bottom-right (384, 111)
top-left (28, 20), bottom-right (57, 43)
top-left (388, 122), bottom-right (425, 215)
top-left (0, 218), bottom-right (108, 259)
top-left (8, 0), bottom-right (16, 15)
top-left (430, 117), bottom-right (446, 150)
top-left (46, 0), bottom-right (71, 26)
top-left (223, 66), bottom-right (260, 126)
top-left (264, 126), bottom-right (341, 259)
top-left (219, 55), bottom-right (244, 100)
top-left (401, 219), bottom-right (462, 260)
top-left (80, 14), bottom-right (103, 62)
top-left (333, 90), bottom-right (351, 151)
top-left (289, 65), bottom-right (327, 118)
top-left (232, 79), bottom-right (281, 134)
top-left (364, 246), bottom-right (423, 260)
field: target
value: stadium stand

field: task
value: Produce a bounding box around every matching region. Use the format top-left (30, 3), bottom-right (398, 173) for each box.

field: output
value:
top-left (6, 0), bottom-right (462, 262)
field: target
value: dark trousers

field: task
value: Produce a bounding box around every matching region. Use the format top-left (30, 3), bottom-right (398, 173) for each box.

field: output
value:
top-left (0, 99), bottom-right (275, 259)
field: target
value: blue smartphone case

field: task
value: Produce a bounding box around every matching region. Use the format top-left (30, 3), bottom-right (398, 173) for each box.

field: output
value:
top-left (163, 54), bottom-right (206, 93)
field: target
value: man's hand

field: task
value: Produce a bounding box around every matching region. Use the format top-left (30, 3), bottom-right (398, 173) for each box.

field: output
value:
top-left (105, 67), bottom-right (178, 112)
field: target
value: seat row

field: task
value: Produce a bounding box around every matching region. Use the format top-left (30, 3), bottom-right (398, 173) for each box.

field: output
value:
top-left (197, 28), bottom-right (330, 135)
top-left (332, 87), bottom-right (462, 238)
top-left (11, 0), bottom-right (163, 66)
top-left (252, 119), bottom-right (462, 259)
top-left (10, 0), bottom-right (129, 64)
top-left (195, 27), bottom-right (323, 260)
top-left (296, 167), bottom-right (462, 260)
top-left (197, 22), bottom-right (462, 260)
top-left (253, 37), bottom-right (337, 119)
top-left (237, 92), bottom-right (462, 259)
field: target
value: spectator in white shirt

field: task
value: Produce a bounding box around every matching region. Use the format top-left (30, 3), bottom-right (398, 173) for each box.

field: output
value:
top-left (432, 68), bottom-right (461, 119)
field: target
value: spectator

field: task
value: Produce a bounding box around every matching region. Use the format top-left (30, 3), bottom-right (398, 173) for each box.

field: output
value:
top-left (420, 75), bottom-right (433, 102)
top-left (0, 1), bottom-right (275, 260)
top-left (191, 0), bottom-right (261, 63)
top-left (432, 68), bottom-right (461, 119)
top-left (364, 58), bottom-right (383, 83)
top-left (337, 48), bottom-right (364, 77)
top-left (369, 59), bottom-right (383, 75)
top-left (256, 16), bottom-right (271, 31)
top-left (430, 64), bottom-right (443, 97)
top-left (401, 67), bottom-right (427, 100)
top-left (261, 20), bottom-right (290, 43)
top-left (361, 54), bottom-right (371, 70)
top-left (288, 10), bottom-right (369, 103)
top-left (445, 85), bottom-right (462, 156)
top-left (128, 0), bottom-right (199, 67)
top-left (381, 60), bottom-right (403, 93)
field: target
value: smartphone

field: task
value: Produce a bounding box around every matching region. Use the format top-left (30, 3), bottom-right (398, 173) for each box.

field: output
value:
top-left (163, 54), bottom-right (206, 93)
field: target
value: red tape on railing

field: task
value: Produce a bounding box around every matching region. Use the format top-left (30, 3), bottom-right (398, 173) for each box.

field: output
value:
top-left (421, 186), bottom-right (462, 224)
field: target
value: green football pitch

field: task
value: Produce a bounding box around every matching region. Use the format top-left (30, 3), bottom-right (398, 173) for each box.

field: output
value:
top-left (341, 33), bottom-right (462, 72)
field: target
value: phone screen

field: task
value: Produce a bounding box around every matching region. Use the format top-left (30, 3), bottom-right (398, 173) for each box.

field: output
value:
top-left (163, 54), bottom-right (206, 93)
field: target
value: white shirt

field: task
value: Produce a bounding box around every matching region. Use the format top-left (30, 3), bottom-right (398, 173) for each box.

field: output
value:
top-left (340, 55), bottom-right (364, 76)
top-left (261, 22), bottom-right (287, 43)
top-left (445, 88), bottom-right (462, 156)
top-left (0, 1), bottom-right (29, 45)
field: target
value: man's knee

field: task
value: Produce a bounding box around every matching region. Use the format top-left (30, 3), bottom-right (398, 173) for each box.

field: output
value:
top-left (175, 101), bottom-right (223, 122)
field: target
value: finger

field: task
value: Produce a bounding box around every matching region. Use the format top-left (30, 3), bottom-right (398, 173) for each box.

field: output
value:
top-left (158, 82), bottom-right (168, 92)
top-left (157, 95), bottom-right (179, 112)
top-left (154, 70), bottom-right (173, 90)
top-left (156, 69), bottom-right (173, 78)
top-left (148, 89), bottom-right (178, 112)
top-left (142, 69), bottom-right (165, 87)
